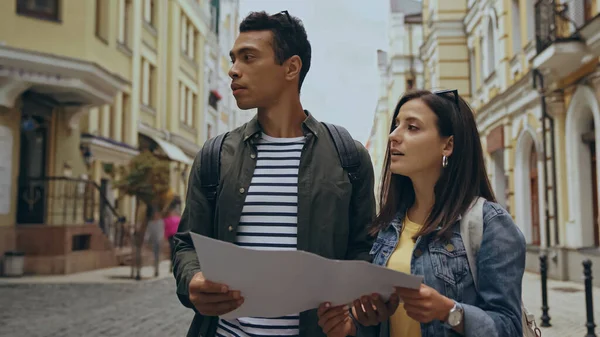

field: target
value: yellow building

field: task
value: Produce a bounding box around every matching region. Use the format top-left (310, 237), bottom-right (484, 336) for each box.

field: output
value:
top-left (420, 0), bottom-right (471, 99)
top-left (418, 0), bottom-right (600, 285)
top-left (0, 0), bottom-right (240, 275)
top-left (367, 0), bottom-right (424, 199)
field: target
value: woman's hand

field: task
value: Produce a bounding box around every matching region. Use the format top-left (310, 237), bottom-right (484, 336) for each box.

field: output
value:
top-left (396, 284), bottom-right (455, 323)
top-left (317, 302), bottom-right (356, 337)
top-left (352, 293), bottom-right (400, 326)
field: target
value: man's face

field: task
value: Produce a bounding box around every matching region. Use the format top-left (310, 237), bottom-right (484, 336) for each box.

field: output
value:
top-left (228, 30), bottom-right (288, 110)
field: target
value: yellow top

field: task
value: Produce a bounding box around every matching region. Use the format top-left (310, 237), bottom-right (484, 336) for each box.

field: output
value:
top-left (387, 216), bottom-right (422, 337)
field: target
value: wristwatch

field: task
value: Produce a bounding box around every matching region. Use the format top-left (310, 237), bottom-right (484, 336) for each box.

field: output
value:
top-left (445, 301), bottom-right (464, 328)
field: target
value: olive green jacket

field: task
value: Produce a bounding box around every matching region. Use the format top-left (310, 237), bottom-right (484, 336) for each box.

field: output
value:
top-left (173, 112), bottom-right (376, 337)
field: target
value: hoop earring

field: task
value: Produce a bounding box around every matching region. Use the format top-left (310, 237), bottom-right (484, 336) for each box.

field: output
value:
top-left (442, 155), bottom-right (448, 168)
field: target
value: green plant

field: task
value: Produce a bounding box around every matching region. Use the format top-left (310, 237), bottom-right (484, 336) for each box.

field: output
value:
top-left (115, 150), bottom-right (170, 207)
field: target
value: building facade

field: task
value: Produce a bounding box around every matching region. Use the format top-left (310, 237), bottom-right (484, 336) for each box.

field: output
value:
top-left (367, 0), bottom-right (424, 198)
top-left (0, 0), bottom-right (244, 275)
top-left (411, 0), bottom-right (600, 285)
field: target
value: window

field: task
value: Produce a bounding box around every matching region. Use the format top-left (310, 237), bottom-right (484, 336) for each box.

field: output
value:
top-left (144, 0), bottom-right (155, 27)
top-left (181, 16), bottom-right (188, 52)
top-left (118, 0), bottom-right (133, 48)
top-left (179, 82), bottom-right (196, 127)
top-left (486, 19), bottom-right (496, 76)
top-left (479, 37), bottom-right (485, 83)
top-left (526, 0), bottom-right (535, 41)
top-left (181, 16), bottom-right (197, 60)
top-left (469, 48), bottom-right (477, 95)
top-left (187, 89), bottom-right (194, 126)
top-left (210, 0), bottom-right (219, 35)
top-left (121, 93), bottom-right (130, 142)
top-left (17, 0), bottom-right (60, 21)
top-left (72, 234), bottom-right (91, 251)
top-left (511, 0), bottom-right (522, 55)
top-left (141, 59), bottom-right (156, 109)
top-left (179, 83), bottom-right (186, 122)
top-left (187, 25), bottom-right (196, 59)
top-left (95, 0), bottom-right (109, 43)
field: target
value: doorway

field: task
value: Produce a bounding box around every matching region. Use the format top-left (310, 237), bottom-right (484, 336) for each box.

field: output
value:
top-left (16, 97), bottom-right (52, 225)
top-left (529, 144), bottom-right (541, 245)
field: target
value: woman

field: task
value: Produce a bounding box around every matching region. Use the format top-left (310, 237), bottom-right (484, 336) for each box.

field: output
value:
top-left (317, 89), bottom-right (526, 337)
top-left (163, 196), bottom-right (182, 272)
top-left (145, 203), bottom-right (165, 277)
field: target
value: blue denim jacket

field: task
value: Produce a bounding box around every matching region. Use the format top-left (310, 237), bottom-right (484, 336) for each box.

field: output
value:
top-left (356, 201), bottom-right (526, 337)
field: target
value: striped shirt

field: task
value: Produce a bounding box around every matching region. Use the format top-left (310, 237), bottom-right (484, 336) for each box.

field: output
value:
top-left (216, 133), bottom-right (304, 337)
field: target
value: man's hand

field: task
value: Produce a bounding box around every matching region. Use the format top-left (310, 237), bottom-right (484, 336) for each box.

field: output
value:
top-left (317, 302), bottom-right (356, 337)
top-left (188, 272), bottom-right (244, 316)
top-left (352, 293), bottom-right (400, 326)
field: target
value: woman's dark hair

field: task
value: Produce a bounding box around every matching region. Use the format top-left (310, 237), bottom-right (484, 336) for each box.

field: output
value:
top-left (370, 89), bottom-right (496, 240)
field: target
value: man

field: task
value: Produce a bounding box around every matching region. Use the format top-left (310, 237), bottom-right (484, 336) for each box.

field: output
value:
top-left (173, 10), bottom-right (376, 337)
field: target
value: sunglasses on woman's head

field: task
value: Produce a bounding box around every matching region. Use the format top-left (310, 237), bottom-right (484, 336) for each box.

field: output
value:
top-left (433, 89), bottom-right (460, 110)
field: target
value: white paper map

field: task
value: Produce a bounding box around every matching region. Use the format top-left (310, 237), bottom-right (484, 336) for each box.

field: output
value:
top-left (190, 233), bottom-right (424, 319)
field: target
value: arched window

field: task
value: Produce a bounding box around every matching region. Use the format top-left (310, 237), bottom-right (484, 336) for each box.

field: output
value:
top-left (486, 18), bottom-right (496, 76)
top-left (512, 0), bottom-right (522, 55)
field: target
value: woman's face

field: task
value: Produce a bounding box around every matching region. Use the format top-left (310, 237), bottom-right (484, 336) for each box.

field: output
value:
top-left (388, 98), bottom-right (453, 178)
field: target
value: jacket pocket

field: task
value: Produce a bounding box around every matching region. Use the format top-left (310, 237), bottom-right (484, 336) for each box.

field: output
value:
top-left (428, 237), bottom-right (469, 286)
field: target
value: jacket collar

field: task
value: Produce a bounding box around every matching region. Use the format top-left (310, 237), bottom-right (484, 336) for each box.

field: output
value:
top-left (243, 110), bottom-right (320, 142)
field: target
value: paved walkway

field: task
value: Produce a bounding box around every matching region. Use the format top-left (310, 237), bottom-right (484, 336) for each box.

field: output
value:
top-left (522, 271), bottom-right (600, 337)
top-left (0, 266), bottom-right (598, 337)
top-left (0, 260), bottom-right (173, 285)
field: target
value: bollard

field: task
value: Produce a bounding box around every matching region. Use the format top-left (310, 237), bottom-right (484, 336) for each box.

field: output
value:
top-left (540, 254), bottom-right (551, 327)
top-left (583, 259), bottom-right (596, 337)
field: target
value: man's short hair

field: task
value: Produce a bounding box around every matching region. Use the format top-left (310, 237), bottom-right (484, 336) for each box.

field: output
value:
top-left (239, 11), bottom-right (312, 92)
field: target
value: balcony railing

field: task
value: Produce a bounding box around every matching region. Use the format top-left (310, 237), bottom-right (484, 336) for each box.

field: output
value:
top-left (535, 0), bottom-right (590, 53)
top-left (17, 176), bottom-right (128, 248)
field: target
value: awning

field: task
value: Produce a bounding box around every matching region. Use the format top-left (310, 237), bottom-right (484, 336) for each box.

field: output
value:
top-left (148, 135), bottom-right (194, 166)
top-left (80, 133), bottom-right (139, 166)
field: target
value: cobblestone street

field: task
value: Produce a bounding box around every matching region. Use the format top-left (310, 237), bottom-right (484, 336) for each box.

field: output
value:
top-left (0, 277), bottom-right (192, 337)
top-left (0, 270), bottom-right (598, 337)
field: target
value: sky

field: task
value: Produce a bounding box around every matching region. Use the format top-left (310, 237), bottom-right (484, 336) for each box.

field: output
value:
top-left (238, 0), bottom-right (389, 144)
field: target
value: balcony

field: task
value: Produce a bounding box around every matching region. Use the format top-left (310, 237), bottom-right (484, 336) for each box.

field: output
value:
top-left (0, 45), bottom-right (128, 110)
top-left (533, 0), bottom-right (592, 79)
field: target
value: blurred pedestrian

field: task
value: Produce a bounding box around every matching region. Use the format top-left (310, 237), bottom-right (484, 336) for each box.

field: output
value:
top-left (163, 196), bottom-right (181, 272)
top-left (145, 203), bottom-right (164, 277)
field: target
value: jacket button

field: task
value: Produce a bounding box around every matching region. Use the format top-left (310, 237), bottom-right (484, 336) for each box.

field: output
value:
top-left (414, 249), bottom-right (423, 258)
top-left (446, 243), bottom-right (455, 252)
top-left (228, 226), bottom-right (233, 232)
top-left (250, 153), bottom-right (256, 159)
top-left (239, 187), bottom-right (245, 193)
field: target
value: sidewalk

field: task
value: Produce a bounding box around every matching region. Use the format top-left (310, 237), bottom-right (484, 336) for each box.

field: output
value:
top-left (522, 271), bottom-right (600, 337)
top-left (1, 265), bottom-right (598, 336)
top-left (0, 260), bottom-right (173, 284)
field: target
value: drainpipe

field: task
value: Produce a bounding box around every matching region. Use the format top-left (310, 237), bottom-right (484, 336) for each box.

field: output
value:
top-left (533, 68), bottom-right (560, 247)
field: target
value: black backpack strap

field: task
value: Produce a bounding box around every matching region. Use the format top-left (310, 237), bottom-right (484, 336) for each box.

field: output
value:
top-left (199, 132), bottom-right (228, 202)
top-left (322, 122), bottom-right (361, 183)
